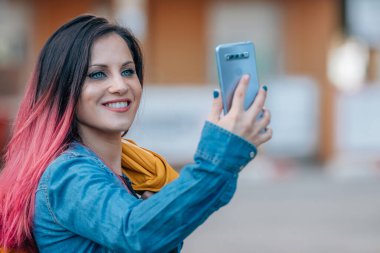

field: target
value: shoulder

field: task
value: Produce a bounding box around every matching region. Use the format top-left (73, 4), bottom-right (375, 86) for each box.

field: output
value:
top-left (38, 142), bottom-right (114, 190)
top-left (34, 142), bottom-right (130, 239)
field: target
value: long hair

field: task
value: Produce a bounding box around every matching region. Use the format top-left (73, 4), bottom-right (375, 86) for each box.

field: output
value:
top-left (0, 15), bottom-right (143, 251)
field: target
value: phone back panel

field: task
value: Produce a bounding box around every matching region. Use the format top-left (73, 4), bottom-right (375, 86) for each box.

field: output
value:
top-left (215, 41), bottom-right (259, 114)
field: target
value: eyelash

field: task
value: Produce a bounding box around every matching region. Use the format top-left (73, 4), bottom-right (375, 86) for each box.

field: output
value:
top-left (88, 68), bottom-right (136, 80)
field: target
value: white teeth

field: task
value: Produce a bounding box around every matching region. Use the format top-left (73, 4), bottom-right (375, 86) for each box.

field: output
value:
top-left (105, 102), bottom-right (129, 108)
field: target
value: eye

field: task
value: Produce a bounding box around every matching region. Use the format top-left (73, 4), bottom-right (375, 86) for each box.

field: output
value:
top-left (121, 68), bottom-right (136, 77)
top-left (88, 71), bottom-right (106, 80)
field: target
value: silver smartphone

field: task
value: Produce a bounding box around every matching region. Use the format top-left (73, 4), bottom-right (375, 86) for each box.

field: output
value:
top-left (215, 41), bottom-right (260, 114)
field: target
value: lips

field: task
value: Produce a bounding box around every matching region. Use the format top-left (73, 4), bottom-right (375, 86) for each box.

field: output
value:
top-left (102, 99), bottom-right (131, 112)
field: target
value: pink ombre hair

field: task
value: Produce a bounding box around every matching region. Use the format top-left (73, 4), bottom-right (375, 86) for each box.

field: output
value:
top-left (0, 71), bottom-right (75, 251)
top-left (0, 15), bottom-right (144, 251)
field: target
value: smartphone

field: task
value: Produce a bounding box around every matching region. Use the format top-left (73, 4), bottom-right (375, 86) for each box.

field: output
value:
top-left (215, 41), bottom-right (260, 114)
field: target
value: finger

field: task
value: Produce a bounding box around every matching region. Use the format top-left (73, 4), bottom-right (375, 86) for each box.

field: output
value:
top-left (254, 108), bottom-right (271, 133)
top-left (230, 74), bottom-right (250, 114)
top-left (254, 127), bottom-right (273, 146)
top-left (247, 85), bottom-right (268, 119)
top-left (208, 89), bottom-right (223, 123)
top-left (259, 127), bottom-right (273, 143)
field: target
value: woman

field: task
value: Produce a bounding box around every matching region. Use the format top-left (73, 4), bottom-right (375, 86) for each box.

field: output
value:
top-left (0, 15), bottom-right (272, 252)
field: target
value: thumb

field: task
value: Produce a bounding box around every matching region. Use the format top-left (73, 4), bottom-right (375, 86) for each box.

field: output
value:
top-left (208, 89), bottom-right (223, 123)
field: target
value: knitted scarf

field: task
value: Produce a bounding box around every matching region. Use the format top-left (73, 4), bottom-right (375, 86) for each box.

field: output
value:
top-left (121, 139), bottom-right (179, 192)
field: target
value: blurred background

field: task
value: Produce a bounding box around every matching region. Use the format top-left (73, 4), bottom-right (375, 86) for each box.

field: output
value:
top-left (0, 0), bottom-right (379, 252)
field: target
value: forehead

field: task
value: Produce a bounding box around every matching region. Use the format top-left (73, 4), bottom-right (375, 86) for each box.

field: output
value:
top-left (90, 33), bottom-right (133, 64)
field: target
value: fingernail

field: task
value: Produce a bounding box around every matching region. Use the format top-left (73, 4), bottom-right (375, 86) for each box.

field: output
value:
top-left (213, 89), bottom-right (219, 99)
top-left (262, 85), bottom-right (268, 92)
top-left (243, 74), bottom-right (250, 80)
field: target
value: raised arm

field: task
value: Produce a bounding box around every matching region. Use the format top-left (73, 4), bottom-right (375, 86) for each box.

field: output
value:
top-left (40, 75), bottom-right (272, 253)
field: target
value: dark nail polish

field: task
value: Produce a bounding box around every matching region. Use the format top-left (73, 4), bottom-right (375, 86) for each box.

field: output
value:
top-left (213, 90), bottom-right (219, 99)
top-left (262, 85), bottom-right (268, 92)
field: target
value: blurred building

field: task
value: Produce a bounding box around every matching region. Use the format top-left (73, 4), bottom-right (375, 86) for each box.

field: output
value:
top-left (0, 0), bottom-right (379, 167)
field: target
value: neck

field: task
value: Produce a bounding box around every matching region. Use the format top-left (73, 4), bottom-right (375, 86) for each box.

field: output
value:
top-left (78, 125), bottom-right (123, 175)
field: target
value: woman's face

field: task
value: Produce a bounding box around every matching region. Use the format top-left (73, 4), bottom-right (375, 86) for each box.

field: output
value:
top-left (76, 33), bottom-right (142, 137)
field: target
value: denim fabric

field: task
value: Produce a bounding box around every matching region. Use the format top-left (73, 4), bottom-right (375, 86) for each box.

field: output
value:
top-left (33, 121), bottom-right (257, 253)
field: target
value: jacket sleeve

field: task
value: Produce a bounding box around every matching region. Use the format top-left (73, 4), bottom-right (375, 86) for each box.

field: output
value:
top-left (44, 121), bottom-right (257, 253)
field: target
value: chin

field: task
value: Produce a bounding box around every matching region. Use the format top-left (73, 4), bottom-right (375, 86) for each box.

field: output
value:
top-left (108, 123), bottom-right (133, 133)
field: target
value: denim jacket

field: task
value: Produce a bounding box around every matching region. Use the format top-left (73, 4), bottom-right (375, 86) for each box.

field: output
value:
top-left (33, 121), bottom-right (257, 253)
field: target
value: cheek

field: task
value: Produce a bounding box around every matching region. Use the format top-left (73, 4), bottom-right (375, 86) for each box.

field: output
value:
top-left (80, 84), bottom-right (100, 103)
top-left (136, 88), bottom-right (142, 104)
top-left (75, 86), bottom-right (97, 121)
top-left (75, 99), bottom-right (87, 123)
top-left (78, 84), bottom-right (102, 107)
top-left (132, 82), bottom-right (143, 106)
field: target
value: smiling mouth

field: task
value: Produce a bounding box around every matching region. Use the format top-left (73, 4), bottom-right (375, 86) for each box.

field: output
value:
top-left (104, 101), bottom-right (130, 109)
top-left (102, 100), bottom-right (131, 112)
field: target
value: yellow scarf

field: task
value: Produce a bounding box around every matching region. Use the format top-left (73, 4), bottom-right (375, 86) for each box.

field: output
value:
top-left (121, 139), bottom-right (179, 192)
top-left (0, 139), bottom-right (178, 252)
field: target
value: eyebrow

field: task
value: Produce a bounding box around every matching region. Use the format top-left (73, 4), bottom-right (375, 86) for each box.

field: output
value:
top-left (89, 60), bottom-right (135, 68)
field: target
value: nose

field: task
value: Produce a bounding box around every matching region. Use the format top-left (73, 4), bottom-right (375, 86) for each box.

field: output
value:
top-left (108, 75), bottom-right (128, 95)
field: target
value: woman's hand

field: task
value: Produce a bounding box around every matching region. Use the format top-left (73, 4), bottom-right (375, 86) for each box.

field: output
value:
top-left (208, 74), bottom-right (272, 147)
